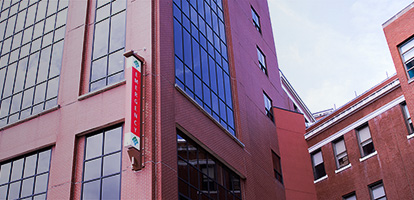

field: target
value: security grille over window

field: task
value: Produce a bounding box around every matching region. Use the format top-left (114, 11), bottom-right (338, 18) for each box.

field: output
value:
top-left (81, 125), bottom-right (122, 200)
top-left (0, 148), bottom-right (52, 200)
top-left (333, 138), bottom-right (349, 168)
top-left (89, 0), bottom-right (126, 91)
top-left (251, 7), bottom-right (261, 33)
top-left (0, 0), bottom-right (68, 126)
top-left (357, 125), bottom-right (375, 157)
top-left (399, 37), bottom-right (414, 80)
top-left (311, 150), bottom-right (326, 180)
top-left (173, 0), bottom-right (235, 135)
top-left (263, 92), bottom-right (273, 122)
top-left (177, 130), bottom-right (242, 200)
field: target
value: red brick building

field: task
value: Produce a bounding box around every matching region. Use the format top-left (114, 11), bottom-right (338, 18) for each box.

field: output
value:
top-left (305, 2), bottom-right (414, 199)
top-left (0, 0), bottom-right (316, 199)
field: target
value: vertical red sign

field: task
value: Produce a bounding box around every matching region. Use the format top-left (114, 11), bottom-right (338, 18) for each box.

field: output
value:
top-left (124, 52), bottom-right (142, 151)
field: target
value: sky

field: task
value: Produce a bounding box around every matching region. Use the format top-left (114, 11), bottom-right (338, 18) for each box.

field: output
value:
top-left (268, 0), bottom-right (413, 113)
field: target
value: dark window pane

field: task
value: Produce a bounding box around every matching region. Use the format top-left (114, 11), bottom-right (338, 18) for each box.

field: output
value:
top-left (37, 149), bottom-right (51, 174)
top-left (314, 164), bottom-right (326, 179)
top-left (21, 177), bottom-right (35, 197)
top-left (104, 126), bottom-right (122, 154)
top-left (83, 180), bottom-right (101, 200)
top-left (101, 175), bottom-right (120, 200)
top-left (86, 133), bottom-right (103, 159)
top-left (362, 142), bottom-right (375, 156)
top-left (103, 153), bottom-right (120, 177)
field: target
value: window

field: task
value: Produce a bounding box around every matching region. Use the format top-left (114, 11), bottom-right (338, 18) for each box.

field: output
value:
top-left (311, 150), bottom-right (326, 180)
top-left (89, 0), bottom-right (126, 91)
top-left (81, 125), bottom-right (122, 200)
top-left (177, 130), bottom-right (242, 200)
top-left (333, 138), bottom-right (349, 168)
top-left (343, 192), bottom-right (357, 200)
top-left (0, 148), bottom-right (51, 200)
top-left (271, 151), bottom-right (283, 183)
top-left (263, 92), bottom-right (274, 122)
top-left (257, 47), bottom-right (267, 75)
top-left (251, 7), bottom-right (261, 33)
top-left (401, 102), bottom-right (413, 135)
top-left (399, 37), bottom-right (414, 80)
top-left (173, 0), bottom-right (235, 135)
top-left (369, 181), bottom-right (386, 200)
top-left (356, 125), bottom-right (375, 157)
top-left (0, 0), bottom-right (68, 126)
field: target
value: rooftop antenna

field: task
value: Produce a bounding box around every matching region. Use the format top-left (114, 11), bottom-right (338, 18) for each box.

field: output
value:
top-left (334, 104), bottom-right (336, 110)
top-left (354, 91), bottom-right (357, 97)
top-left (386, 71), bottom-right (389, 78)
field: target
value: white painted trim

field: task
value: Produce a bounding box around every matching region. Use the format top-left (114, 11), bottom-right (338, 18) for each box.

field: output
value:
top-left (359, 151), bottom-right (378, 162)
top-left (313, 175), bottom-right (328, 184)
top-left (281, 84), bottom-right (312, 123)
top-left (308, 95), bottom-right (405, 153)
top-left (335, 163), bottom-right (352, 174)
top-left (306, 79), bottom-right (400, 140)
top-left (407, 134), bottom-right (414, 140)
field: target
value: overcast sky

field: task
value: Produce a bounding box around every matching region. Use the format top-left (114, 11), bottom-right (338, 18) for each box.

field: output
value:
top-left (269, 0), bottom-right (413, 113)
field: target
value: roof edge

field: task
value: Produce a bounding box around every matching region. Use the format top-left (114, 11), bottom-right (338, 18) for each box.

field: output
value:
top-left (382, 2), bottom-right (414, 28)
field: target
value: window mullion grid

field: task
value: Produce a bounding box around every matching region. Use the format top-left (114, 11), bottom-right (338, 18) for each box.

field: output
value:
top-left (3, 1), bottom-right (22, 123)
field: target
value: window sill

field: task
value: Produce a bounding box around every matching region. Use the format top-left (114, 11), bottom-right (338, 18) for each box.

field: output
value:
top-left (175, 84), bottom-right (245, 148)
top-left (359, 151), bottom-right (377, 162)
top-left (335, 163), bottom-right (352, 174)
top-left (78, 80), bottom-right (126, 101)
top-left (408, 78), bottom-right (414, 84)
top-left (407, 134), bottom-right (414, 140)
top-left (0, 105), bottom-right (60, 131)
top-left (313, 175), bottom-right (328, 184)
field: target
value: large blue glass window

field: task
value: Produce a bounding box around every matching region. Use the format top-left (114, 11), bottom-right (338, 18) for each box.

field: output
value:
top-left (0, 0), bottom-right (68, 126)
top-left (173, 0), bottom-right (235, 135)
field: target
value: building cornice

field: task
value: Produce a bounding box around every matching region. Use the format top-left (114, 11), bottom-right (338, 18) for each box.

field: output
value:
top-left (305, 77), bottom-right (400, 140)
top-left (382, 2), bottom-right (414, 28)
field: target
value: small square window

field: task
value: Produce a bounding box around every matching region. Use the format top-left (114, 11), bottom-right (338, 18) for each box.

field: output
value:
top-left (311, 150), bottom-right (326, 180)
top-left (369, 181), bottom-right (386, 200)
top-left (251, 7), bottom-right (261, 33)
top-left (356, 125), bottom-right (375, 157)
